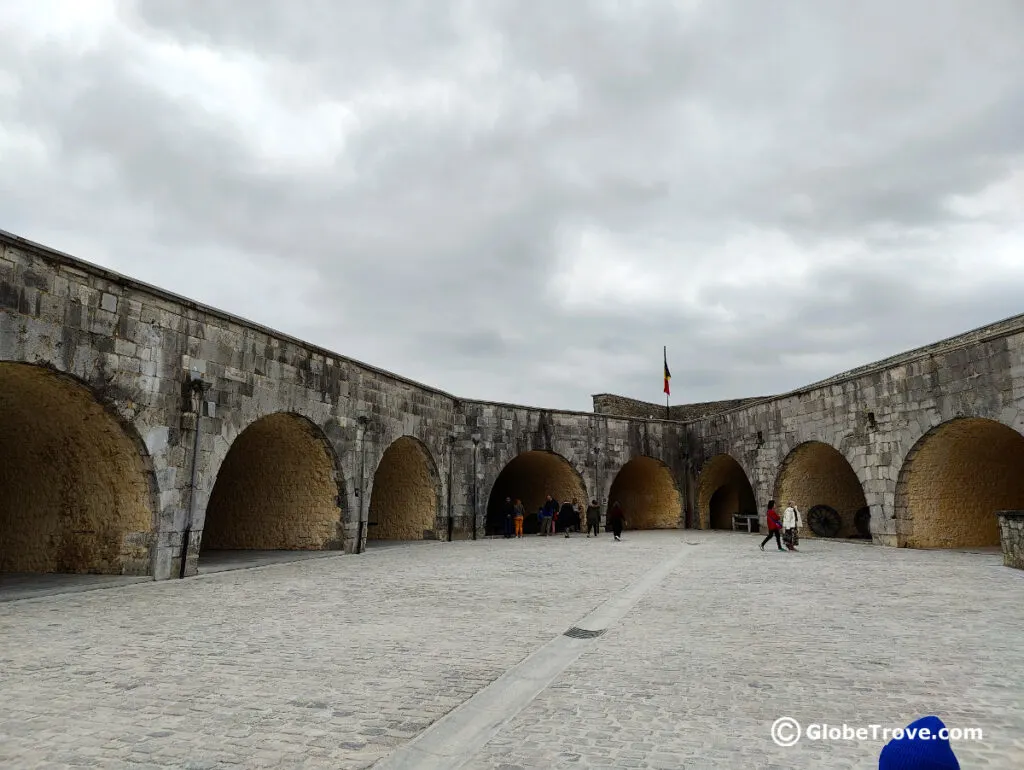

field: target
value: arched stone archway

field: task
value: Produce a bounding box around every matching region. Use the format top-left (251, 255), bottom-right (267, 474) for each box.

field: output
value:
top-left (0, 362), bottom-right (155, 575)
top-left (367, 436), bottom-right (442, 541)
top-left (486, 451), bottom-right (587, 536)
top-left (895, 417), bottom-right (1024, 549)
top-left (607, 456), bottom-right (683, 530)
top-left (774, 441), bottom-right (868, 539)
top-left (696, 454), bottom-right (757, 530)
top-left (200, 413), bottom-right (343, 552)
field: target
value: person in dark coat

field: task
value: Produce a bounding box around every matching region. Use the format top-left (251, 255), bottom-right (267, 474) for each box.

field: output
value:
top-left (558, 501), bottom-right (574, 536)
top-left (608, 501), bottom-right (625, 541)
top-left (585, 500), bottom-right (601, 537)
top-left (502, 496), bottom-right (515, 538)
top-left (540, 495), bottom-right (558, 535)
top-left (559, 500), bottom-right (581, 537)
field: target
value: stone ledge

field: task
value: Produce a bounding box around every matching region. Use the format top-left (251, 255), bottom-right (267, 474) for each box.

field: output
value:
top-left (995, 510), bottom-right (1024, 519)
top-left (995, 510), bottom-right (1024, 570)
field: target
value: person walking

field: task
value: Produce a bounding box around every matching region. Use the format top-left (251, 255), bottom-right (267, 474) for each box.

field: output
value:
top-left (585, 499), bottom-right (601, 537)
top-left (608, 501), bottom-right (625, 541)
top-left (502, 496), bottom-right (514, 538)
top-left (760, 500), bottom-right (784, 551)
top-left (782, 500), bottom-right (802, 551)
top-left (513, 498), bottom-right (525, 538)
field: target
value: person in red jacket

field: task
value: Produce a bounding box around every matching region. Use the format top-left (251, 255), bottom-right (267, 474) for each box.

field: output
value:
top-left (760, 500), bottom-right (784, 551)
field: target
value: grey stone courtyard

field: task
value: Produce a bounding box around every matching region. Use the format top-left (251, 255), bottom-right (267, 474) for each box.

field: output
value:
top-left (0, 532), bottom-right (1022, 769)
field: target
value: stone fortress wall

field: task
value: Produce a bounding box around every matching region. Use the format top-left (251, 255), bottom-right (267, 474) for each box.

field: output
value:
top-left (597, 312), bottom-right (1024, 551)
top-left (0, 231), bottom-right (687, 580)
top-left (2, 227), bottom-right (1023, 581)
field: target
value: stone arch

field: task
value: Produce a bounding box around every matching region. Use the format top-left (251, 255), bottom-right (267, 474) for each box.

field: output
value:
top-left (696, 454), bottom-right (757, 530)
top-left (200, 412), bottom-right (344, 551)
top-left (367, 436), bottom-right (443, 541)
top-left (486, 450), bottom-right (587, 536)
top-left (607, 455), bottom-right (683, 530)
top-left (0, 361), bottom-right (157, 575)
top-left (894, 417), bottom-right (1024, 549)
top-left (773, 440), bottom-right (868, 539)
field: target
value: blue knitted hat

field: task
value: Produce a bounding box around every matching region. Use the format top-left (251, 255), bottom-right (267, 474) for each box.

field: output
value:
top-left (878, 716), bottom-right (960, 769)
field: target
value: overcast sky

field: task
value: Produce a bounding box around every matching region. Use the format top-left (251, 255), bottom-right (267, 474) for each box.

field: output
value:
top-left (2, 1), bottom-right (1023, 411)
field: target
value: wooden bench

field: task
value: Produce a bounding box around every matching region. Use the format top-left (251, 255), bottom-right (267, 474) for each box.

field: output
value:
top-left (731, 513), bottom-right (760, 533)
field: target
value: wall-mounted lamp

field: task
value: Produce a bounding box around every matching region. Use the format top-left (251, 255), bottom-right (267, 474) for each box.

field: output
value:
top-left (184, 371), bottom-right (208, 416)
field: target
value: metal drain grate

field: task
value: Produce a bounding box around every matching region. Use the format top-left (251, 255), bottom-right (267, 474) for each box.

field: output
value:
top-left (563, 626), bottom-right (606, 639)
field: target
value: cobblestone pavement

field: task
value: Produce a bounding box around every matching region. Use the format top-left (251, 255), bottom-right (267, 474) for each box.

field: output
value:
top-left (463, 533), bottom-right (1024, 769)
top-left (1, 532), bottom-right (1022, 769)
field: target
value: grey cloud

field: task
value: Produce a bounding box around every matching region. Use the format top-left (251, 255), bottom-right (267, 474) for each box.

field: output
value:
top-left (432, 329), bottom-right (513, 360)
top-left (125, 0), bottom-right (466, 77)
top-left (1, 1), bottom-right (1023, 410)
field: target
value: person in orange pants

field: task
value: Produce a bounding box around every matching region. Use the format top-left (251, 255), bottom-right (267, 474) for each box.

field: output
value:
top-left (513, 498), bottom-right (525, 537)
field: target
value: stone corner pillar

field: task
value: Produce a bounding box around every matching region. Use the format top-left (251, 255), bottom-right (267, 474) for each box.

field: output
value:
top-left (995, 510), bottom-right (1024, 570)
top-left (151, 527), bottom-right (199, 580)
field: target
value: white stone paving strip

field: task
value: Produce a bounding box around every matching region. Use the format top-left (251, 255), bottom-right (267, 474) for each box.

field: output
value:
top-left (370, 545), bottom-right (690, 770)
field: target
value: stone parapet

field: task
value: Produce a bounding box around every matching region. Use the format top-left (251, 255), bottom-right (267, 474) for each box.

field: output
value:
top-left (592, 393), bottom-right (768, 421)
top-left (995, 511), bottom-right (1024, 570)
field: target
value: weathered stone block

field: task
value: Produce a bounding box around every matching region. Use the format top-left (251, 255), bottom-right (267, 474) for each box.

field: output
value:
top-left (100, 292), bottom-right (118, 313)
top-left (996, 511), bottom-right (1024, 570)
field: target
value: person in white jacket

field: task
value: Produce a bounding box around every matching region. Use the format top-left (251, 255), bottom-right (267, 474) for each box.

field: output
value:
top-left (782, 501), bottom-right (801, 551)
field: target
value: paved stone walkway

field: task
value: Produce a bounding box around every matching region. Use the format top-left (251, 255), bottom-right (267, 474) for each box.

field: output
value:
top-left (0, 573), bottom-right (150, 603)
top-left (0, 531), bottom-right (1021, 768)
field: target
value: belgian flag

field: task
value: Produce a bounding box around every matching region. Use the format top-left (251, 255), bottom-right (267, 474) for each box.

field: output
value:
top-left (663, 346), bottom-right (671, 396)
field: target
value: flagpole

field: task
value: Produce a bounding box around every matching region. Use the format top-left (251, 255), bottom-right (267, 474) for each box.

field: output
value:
top-left (664, 345), bottom-right (669, 420)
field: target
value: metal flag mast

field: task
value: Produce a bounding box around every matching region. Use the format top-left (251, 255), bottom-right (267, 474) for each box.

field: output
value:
top-left (663, 345), bottom-right (671, 420)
